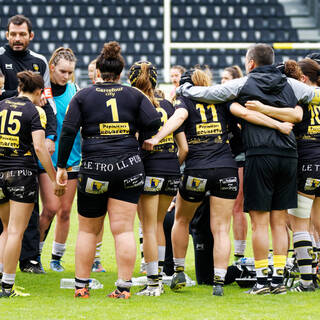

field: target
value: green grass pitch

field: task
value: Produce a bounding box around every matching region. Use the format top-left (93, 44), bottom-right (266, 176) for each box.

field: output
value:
top-left (0, 200), bottom-right (319, 320)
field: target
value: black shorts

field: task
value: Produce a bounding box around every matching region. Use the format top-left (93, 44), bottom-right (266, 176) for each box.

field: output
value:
top-left (297, 159), bottom-right (320, 196)
top-left (77, 154), bottom-right (145, 218)
top-left (244, 155), bottom-right (297, 212)
top-left (142, 175), bottom-right (181, 196)
top-left (0, 169), bottom-right (38, 204)
top-left (179, 168), bottom-right (239, 202)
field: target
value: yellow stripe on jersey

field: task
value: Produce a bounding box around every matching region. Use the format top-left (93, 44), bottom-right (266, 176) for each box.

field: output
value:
top-left (36, 106), bottom-right (47, 129)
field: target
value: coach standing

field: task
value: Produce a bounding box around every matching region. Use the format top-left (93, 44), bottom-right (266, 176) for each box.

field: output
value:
top-left (177, 44), bottom-right (314, 295)
top-left (0, 15), bottom-right (57, 273)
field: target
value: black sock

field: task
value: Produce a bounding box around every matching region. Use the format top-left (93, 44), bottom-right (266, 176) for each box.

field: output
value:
top-left (52, 254), bottom-right (62, 261)
top-left (117, 286), bottom-right (130, 293)
top-left (2, 281), bottom-right (13, 293)
top-left (75, 277), bottom-right (89, 290)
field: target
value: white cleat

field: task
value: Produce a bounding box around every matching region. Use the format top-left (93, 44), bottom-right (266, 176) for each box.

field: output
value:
top-left (136, 285), bottom-right (162, 296)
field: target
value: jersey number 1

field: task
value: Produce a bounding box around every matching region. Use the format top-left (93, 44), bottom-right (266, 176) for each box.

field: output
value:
top-left (106, 98), bottom-right (119, 121)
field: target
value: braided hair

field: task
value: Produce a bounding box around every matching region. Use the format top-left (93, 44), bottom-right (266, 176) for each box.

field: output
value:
top-left (129, 61), bottom-right (159, 108)
top-left (49, 47), bottom-right (77, 82)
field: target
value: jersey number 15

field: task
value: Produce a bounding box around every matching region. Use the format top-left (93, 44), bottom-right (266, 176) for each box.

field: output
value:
top-left (0, 110), bottom-right (22, 134)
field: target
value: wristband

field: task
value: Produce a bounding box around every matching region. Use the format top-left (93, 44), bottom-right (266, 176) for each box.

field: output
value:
top-left (46, 135), bottom-right (55, 141)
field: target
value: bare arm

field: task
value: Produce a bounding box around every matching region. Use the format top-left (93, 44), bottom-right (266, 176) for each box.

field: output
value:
top-left (245, 100), bottom-right (303, 123)
top-left (230, 102), bottom-right (294, 135)
top-left (32, 130), bottom-right (65, 196)
top-left (174, 131), bottom-right (188, 165)
top-left (142, 108), bottom-right (188, 150)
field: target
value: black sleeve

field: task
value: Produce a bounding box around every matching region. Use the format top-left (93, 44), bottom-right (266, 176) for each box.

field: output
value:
top-left (0, 89), bottom-right (18, 100)
top-left (138, 95), bottom-right (161, 130)
top-left (225, 102), bottom-right (244, 157)
top-left (57, 126), bottom-right (78, 168)
top-left (42, 102), bottom-right (57, 139)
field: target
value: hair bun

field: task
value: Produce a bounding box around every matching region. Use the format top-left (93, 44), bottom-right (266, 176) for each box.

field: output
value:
top-left (102, 41), bottom-right (121, 60)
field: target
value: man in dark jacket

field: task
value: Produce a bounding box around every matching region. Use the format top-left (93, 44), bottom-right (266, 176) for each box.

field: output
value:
top-left (177, 43), bottom-right (314, 295)
top-left (0, 15), bottom-right (57, 273)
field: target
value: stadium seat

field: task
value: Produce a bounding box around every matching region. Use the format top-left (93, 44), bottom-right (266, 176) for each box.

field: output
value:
top-left (0, 0), bottom-right (303, 83)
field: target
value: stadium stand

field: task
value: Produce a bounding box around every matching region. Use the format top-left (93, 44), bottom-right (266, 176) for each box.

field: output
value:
top-left (0, 0), bottom-right (318, 85)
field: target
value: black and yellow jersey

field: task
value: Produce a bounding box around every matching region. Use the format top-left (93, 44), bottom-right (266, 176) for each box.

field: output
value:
top-left (0, 96), bottom-right (46, 171)
top-left (295, 87), bottom-right (320, 160)
top-left (61, 82), bottom-right (161, 162)
top-left (175, 96), bottom-right (236, 170)
top-left (139, 97), bottom-right (182, 175)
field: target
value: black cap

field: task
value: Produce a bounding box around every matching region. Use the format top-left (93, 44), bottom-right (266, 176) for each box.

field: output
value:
top-left (179, 70), bottom-right (194, 86)
top-left (305, 52), bottom-right (320, 65)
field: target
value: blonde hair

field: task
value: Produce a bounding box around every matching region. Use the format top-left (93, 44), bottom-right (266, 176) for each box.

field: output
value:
top-left (191, 68), bottom-right (212, 87)
top-left (49, 47), bottom-right (77, 82)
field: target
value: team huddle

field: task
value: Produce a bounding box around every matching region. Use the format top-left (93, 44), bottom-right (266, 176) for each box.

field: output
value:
top-left (0, 14), bottom-right (320, 299)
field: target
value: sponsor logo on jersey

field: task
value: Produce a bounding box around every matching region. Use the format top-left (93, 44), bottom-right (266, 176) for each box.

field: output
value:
top-left (6, 100), bottom-right (25, 108)
top-left (196, 122), bottom-right (222, 136)
top-left (144, 176), bottom-right (164, 192)
top-left (5, 64), bottom-right (13, 69)
top-left (99, 122), bottom-right (130, 135)
top-left (186, 176), bottom-right (207, 192)
top-left (85, 177), bottom-right (109, 194)
top-left (33, 64), bottom-right (39, 72)
top-left (307, 125), bottom-right (320, 135)
top-left (0, 134), bottom-right (19, 148)
top-left (157, 134), bottom-right (174, 145)
top-left (305, 177), bottom-right (320, 191)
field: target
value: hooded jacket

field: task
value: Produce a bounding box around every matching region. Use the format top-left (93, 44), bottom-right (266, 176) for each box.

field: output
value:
top-left (237, 65), bottom-right (298, 157)
top-left (177, 65), bottom-right (314, 158)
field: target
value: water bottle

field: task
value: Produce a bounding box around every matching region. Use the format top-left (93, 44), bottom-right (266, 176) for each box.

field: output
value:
top-left (89, 278), bottom-right (104, 289)
top-left (236, 257), bottom-right (254, 265)
top-left (60, 278), bottom-right (75, 289)
top-left (60, 278), bottom-right (103, 289)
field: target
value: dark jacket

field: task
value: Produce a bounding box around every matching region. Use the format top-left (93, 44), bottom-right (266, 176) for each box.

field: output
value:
top-left (178, 65), bottom-right (314, 158)
top-left (237, 65), bottom-right (298, 157)
top-left (0, 44), bottom-right (56, 138)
